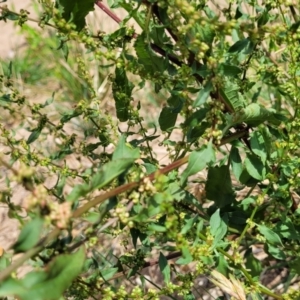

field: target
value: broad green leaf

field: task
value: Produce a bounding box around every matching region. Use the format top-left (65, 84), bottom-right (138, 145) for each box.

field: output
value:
top-left (183, 293), bottom-right (196, 300)
top-left (176, 247), bottom-right (193, 265)
top-left (244, 153), bottom-right (266, 180)
top-left (56, 0), bottom-right (95, 31)
top-left (113, 135), bottom-right (139, 161)
top-left (60, 109), bottom-right (82, 123)
top-left (204, 6), bottom-right (216, 18)
top-left (130, 228), bottom-right (140, 248)
top-left (134, 34), bottom-right (167, 75)
top-left (289, 257), bottom-right (300, 275)
top-left (192, 61), bottom-right (210, 78)
top-left (234, 6), bottom-right (244, 19)
top-left (220, 80), bottom-right (245, 112)
top-left (0, 248), bottom-right (85, 300)
top-left (82, 212), bottom-right (100, 223)
top-left (159, 107), bottom-right (178, 132)
top-left (143, 162), bottom-right (157, 174)
top-left (181, 141), bottom-right (215, 185)
top-left (61, 41), bottom-right (69, 61)
top-left (0, 94), bottom-right (13, 103)
top-left (250, 130), bottom-right (267, 163)
top-left (68, 137), bottom-right (139, 202)
top-left (147, 223), bottom-right (166, 232)
top-left (216, 254), bottom-right (229, 277)
top-left (241, 197), bottom-right (256, 210)
top-left (106, 27), bottom-right (129, 46)
top-left (228, 38), bottom-right (249, 53)
top-left (257, 225), bottom-right (282, 246)
top-left (225, 103), bottom-right (283, 132)
top-left (187, 121), bottom-right (210, 142)
top-left (245, 251), bottom-right (262, 277)
top-left (210, 209), bottom-right (227, 245)
top-left (184, 107), bottom-right (209, 128)
top-left (193, 81), bottom-right (212, 107)
top-left (112, 67), bottom-right (134, 122)
top-left (181, 216), bottom-right (198, 235)
top-left (257, 11), bottom-right (269, 27)
top-left (289, 20), bottom-right (300, 32)
top-left (159, 252), bottom-right (171, 283)
top-left (167, 94), bottom-right (184, 112)
top-left (274, 217), bottom-right (300, 240)
top-left (27, 128), bottom-right (42, 144)
top-left (260, 126), bottom-right (272, 158)
top-left (20, 247), bottom-right (85, 300)
top-left (13, 218), bottom-right (44, 253)
top-left (205, 165), bottom-right (235, 207)
top-left (4, 11), bottom-right (19, 21)
top-left (194, 23), bottom-right (215, 45)
top-left (149, 24), bottom-right (172, 47)
top-left (68, 158), bottom-right (137, 202)
top-left (100, 268), bottom-right (118, 281)
top-left (267, 243), bottom-right (286, 260)
top-left (218, 64), bottom-right (242, 77)
top-left (0, 253), bottom-right (10, 271)
top-left (239, 168), bottom-right (259, 186)
top-left (229, 147), bottom-right (243, 181)
top-left (0, 278), bottom-right (27, 297)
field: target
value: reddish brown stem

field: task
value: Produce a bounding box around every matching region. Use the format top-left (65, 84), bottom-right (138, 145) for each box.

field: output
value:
top-left (95, 1), bottom-right (122, 24)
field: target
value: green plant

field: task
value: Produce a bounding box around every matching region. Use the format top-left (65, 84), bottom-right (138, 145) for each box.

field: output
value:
top-left (0, 0), bottom-right (300, 299)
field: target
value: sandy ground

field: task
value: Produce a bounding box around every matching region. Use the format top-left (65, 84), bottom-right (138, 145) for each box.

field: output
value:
top-left (0, 0), bottom-right (34, 59)
top-left (0, 0), bottom-right (124, 59)
top-left (0, 0), bottom-right (32, 250)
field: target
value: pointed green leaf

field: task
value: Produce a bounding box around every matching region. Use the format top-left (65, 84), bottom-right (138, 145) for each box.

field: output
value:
top-left (244, 153), bottom-right (266, 180)
top-left (113, 135), bottom-right (139, 161)
top-left (193, 81), bottom-right (212, 108)
top-left (181, 216), bottom-right (198, 235)
top-left (257, 11), bottom-right (269, 27)
top-left (112, 67), bottom-right (134, 122)
top-left (13, 218), bottom-right (44, 253)
top-left (229, 147), bottom-right (243, 181)
top-left (5, 12), bottom-right (20, 21)
top-left (100, 268), bottom-right (118, 281)
top-left (205, 165), bottom-right (236, 207)
top-left (68, 137), bottom-right (139, 202)
top-left (250, 130), bottom-right (267, 163)
top-left (228, 38), bottom-right (249, 53)
top-left (257, 225), bottom-right (282, 246)
top-left (181, 141), bottom-right (215, 185)
top-left (159, 252), bottom-right (171, 283)
top-left (134, 34), bottom-right (167, 75)
top-left (210, 209), bottom-right (227, 245)
top-left (27, 128), bottom-right (42, 144)
top-left (216, 254), bottom-right (229, 277)
top-left (218, 63), bottom-right (242, 77)
top-left (220, 80), bottom-right (245, 112)
top-left (267, 243), bottom-right (286, 260)
top-left (274, 217), bottom-right (300, 240)
top-left (159, 107), bottom-right (178, 132)
top-left (0, 278), bottom-right (27, 297)
top-left (226, 103), bottom-right (282, 128)
top-left (20, 247), bottom-right (85, 300)
top-left (56, 0), bottom-right (95, 31)
top-left (0, 248), bottom-right (85, 300)
top-left (148, 223), bottom-right (167, 232)
top-left (176, 247), bottom-right (193, 265)
top-left (245, 251), bottom-right (262, 277)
